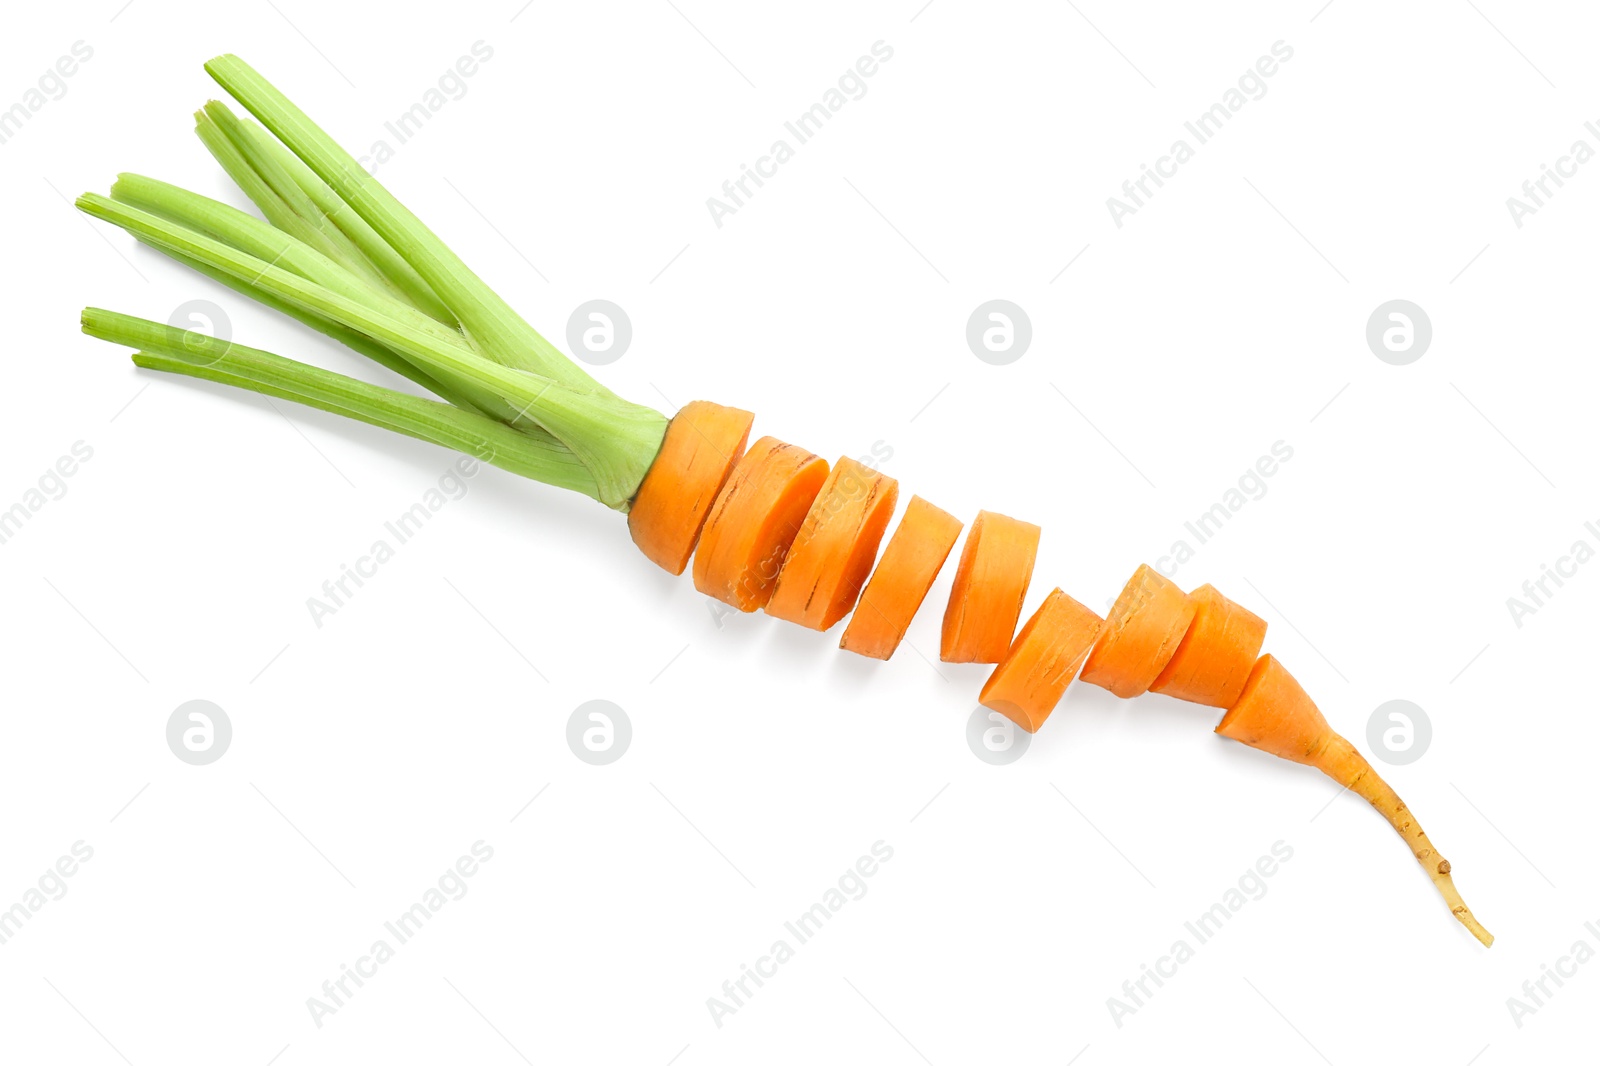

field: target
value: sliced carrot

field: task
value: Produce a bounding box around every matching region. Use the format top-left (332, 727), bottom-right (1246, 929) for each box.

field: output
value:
top-left (1149, 583), bottom-right (1267, 707)
top-left (628, 400), bottom-right (754, 575)
top-left (1214, 655), bottom-right (1331, 764)
top-left (1217, 655), bottom-right (1493, 947)
top-left (766, 458), bottom-right (899, 630)
top-left (838, 496), bottom-right (962, 660)
top-left (979, 589), bottom-right (1103, 732)
top-left (692, 436), bottom-right (829, 611)
top-left (940, 510), bottom-right (1041, 664)
top-left (1079, 563), bottom-right (1196, 698)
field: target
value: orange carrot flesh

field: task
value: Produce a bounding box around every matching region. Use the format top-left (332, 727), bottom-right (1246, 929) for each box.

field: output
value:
top-left (940, 510), bottom-right (1041, 664)
top-left (1214, 655), bottom-right (1331, 763)
top-left (1079, 563), bottom-right (1197, 698)
top-left (692, 436), bottom-right (829, 611)
top-left (628, 400), bottom-right (754, 575)
top-left (839, 496), bottom-right (963, 660)
top-left (1149, 583), bottom-right (1267, 707)
top-left (979, 589), bottom-right (1103, 732)
top-left (766, 458), bottom-right (899, 630)
top-left (1217, 655), bottom-right (1494, 947)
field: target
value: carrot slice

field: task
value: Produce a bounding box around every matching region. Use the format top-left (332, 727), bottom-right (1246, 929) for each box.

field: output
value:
top-left (1079, 563), bottom-right (1196, 698)
top-left (766, 458), bottom-right (899, 630)
top-left (940, 510), bottom-right (1041, 664)
top-left (1217, 655), bottom-right (1494, 947)
top-left (1214, 655), bottom-right (1333, 764)
top-left (1149, 583), bottom-right (1267, 707)
top-left (838, 496), bottom-right (962, 660)
top-left (979, 589), bottom-right (1103, 732)
top-left (692, 436), bottom-right (829, 611)
top-left (628, 400), bottom-right (754, 575)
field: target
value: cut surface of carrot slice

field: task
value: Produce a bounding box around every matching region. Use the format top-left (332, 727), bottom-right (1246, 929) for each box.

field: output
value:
top-left (692, 436), bottom-right (828, 611)
top-left (628, 400), bottom-right (754, 575)
top-left (1079, 563), bottom-right (1197, 698)
top-left (979, 589), bottom-right (1103, 732)
top-left (839, 496), bottom-right (962, 660)
top-left (766, 458), bottom-right (899, 630)
top-left (940, 510), bottom-right (1041, 664)
top-left (1149, 583), bottom-right (1267, 707)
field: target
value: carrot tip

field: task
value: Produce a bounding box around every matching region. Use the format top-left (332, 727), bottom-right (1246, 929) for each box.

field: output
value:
top-left (1218, 655), bottom-right (1495, 948)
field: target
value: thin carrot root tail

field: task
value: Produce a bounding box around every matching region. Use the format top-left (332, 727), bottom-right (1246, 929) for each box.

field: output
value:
top-left (1217, 655), bottom-right (1494, 947)
top-left (1329, 737), bottom-right (1495, 947)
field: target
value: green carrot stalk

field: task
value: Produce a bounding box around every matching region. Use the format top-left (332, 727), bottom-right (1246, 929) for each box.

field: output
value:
top-left (193, 103), bottom-right (389, 297)
top-left (111, 175), bottom-right (481, 361)
top-left (139, 240), bottom-right (480, 413)
top-left (77, 190), bottom-right (666, 506)
top-left (205, 54), bottom-right (594, 391)
top-left (78, 55), bottom-right (669, 507)
top-left (105, 173), bottom-right (523, 423)
top-left (228, 107), bottom-right (458, 329)
top-left (82, 308), bottom-right (604, 501)
top-left (196, 101), bottom-right (456, 326)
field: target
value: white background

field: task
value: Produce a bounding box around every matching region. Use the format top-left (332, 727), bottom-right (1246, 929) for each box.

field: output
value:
top-left (2, 0), bottom-right (1596, 1063)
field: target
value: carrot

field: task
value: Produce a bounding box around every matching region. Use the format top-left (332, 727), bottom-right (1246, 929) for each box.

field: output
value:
top-left (1079, 564), bottom-right (1197, 698)
top-left (1149, 583), bottom-right (1267, 707)
top-left (628, 400), bottom-right (754, 575)
top-left (941, 510), bottom-right (1041, 664)
top-left (979, 589), bottom-right (1103, 732)
top-left (839, 496), bottom-right (962, 660)
top-left (766, 458), bottom-right (899, 630)
top-left (83, 57), bottom-right (1497, 949)
top-left (692, 436), bottom-right (829, 611)
top-left (1216, 654), bottom-right (1494, 946)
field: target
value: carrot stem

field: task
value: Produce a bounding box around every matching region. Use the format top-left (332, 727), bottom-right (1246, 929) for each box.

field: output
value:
top-left (83, 308), bottom-right (602, 499)
top-left (76, 190), bottom-right (666, 507)
top-left (196, 100), bottom-right (457, 324)
top-left (105, 173), bottom-right (516, 422)
top-left (204, 54), bottom-right (590, 391)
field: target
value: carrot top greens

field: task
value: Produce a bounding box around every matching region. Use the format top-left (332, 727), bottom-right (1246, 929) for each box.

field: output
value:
top-left (78, 55), bottom-right (667, 510)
